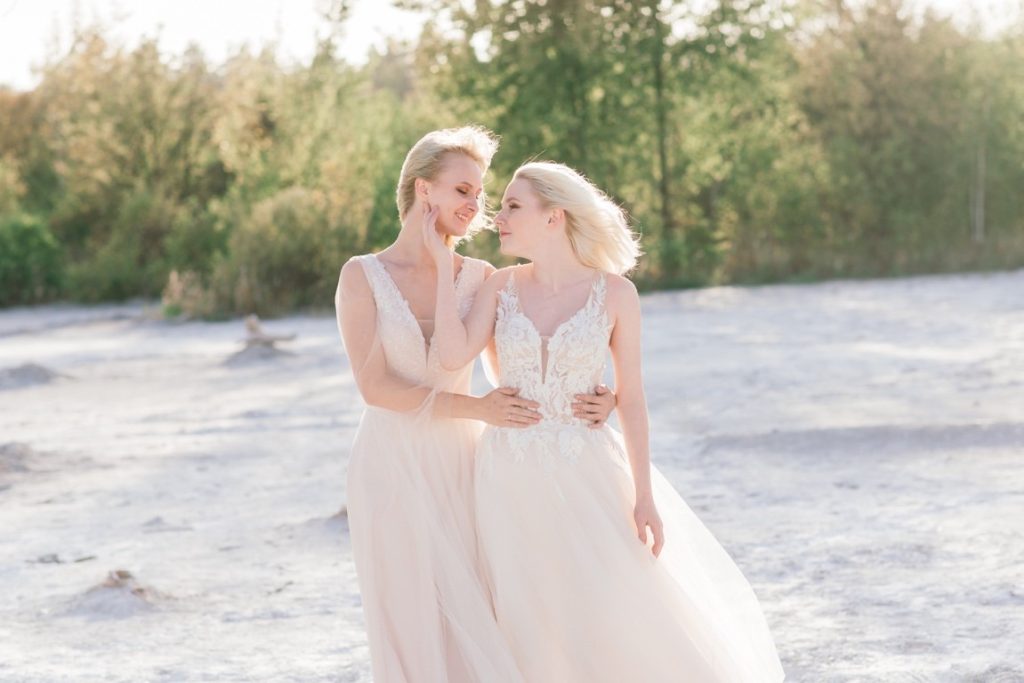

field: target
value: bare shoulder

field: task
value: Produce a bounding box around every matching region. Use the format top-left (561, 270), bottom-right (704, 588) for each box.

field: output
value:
top-left (338, 255), bottom-right (371, 296)
top-left (603, 272), bottom-right (640, 309)
top-left (462, 255), bottom-right (497, 278)
top-left (482, 264), bottom-right (518, 290)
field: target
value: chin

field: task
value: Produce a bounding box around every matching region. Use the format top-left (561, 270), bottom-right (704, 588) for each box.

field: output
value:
top-left (499, 243), bottom-right (524, 258)
top-left (439, 218), bottom-right (468, 238)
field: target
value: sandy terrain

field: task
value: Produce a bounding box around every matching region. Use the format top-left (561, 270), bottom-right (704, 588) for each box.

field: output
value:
top-left (1, 269), bottom-right (1022, 682)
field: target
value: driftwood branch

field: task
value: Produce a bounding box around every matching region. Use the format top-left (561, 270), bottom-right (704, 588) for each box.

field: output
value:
top-left (242, 314), bottom-right (296, 348)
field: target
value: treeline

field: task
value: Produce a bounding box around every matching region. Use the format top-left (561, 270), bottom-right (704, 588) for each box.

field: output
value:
top-left (0, 0), bottom-right (1021, 315)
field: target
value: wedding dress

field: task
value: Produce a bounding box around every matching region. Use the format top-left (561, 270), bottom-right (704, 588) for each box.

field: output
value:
top-left (346, 253), bottom-right (524, 682)
top-left (474, 269), bottom-right (785, 682)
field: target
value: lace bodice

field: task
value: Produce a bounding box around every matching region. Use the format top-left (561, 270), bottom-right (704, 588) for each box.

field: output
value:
top-left (358, 253), bottom-right (486, 389)
top-left (496, 269), bottom-right (614, 422)
top-left (484, 268), bottom-right (617, 468)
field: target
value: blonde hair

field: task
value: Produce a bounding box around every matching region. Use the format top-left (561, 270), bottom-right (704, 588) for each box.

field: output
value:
top-left (512, 162), bottom-right (642, 274)
top-left (396, 126), bottom-right (499, 245)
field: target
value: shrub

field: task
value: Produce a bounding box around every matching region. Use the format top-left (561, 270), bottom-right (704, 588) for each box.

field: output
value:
top-left (210, 186), bottom-right (351, 315)
top-left (0, 213), bottom-right (64, 305)
top-left (161, 268), bottom-right (216, 319)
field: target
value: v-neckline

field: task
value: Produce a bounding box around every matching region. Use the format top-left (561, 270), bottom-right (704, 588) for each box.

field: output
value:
top-left (372, 253), bottom-right (469, 357)
top-left (507, 269), bottom-right (603, 384)
top-left (509, 268), bottom-right (602, 341)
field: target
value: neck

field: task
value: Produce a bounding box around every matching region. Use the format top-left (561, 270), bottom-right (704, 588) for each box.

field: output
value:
top-left (388, 212), bottom-right (450, 266)
top-left (526, 242), bottom-right (593, 291)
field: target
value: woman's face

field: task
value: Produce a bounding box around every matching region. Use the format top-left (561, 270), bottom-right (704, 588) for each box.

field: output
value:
top-left (494, 178), bottom-right (550, 259)
top-left (424, 153), bottom-right (484, 239)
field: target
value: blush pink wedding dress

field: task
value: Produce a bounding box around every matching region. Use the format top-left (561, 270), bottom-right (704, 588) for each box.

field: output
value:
top-left (346, 253), bottom-right (524, 683)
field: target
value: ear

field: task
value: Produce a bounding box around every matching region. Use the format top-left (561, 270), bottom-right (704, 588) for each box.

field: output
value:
top-left (547, 208), bottom-right (565, 227)
top-left (415, 178), bottom-right (430, 200)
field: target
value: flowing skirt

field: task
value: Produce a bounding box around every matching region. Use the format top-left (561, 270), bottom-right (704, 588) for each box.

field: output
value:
top-left (347, 407), bottom-right (524, 683)
top-left (475, 423), bottom-right (785, 683)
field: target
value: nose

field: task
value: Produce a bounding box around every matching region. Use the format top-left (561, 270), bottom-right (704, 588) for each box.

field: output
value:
top-left (494, 211), bottom-right (506, 228)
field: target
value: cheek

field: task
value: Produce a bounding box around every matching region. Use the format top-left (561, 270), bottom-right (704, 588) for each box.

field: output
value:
top-left (515, 218), bottom-right (539, 239)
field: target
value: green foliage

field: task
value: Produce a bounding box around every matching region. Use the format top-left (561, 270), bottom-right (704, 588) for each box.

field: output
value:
top-left (209, 186), bottom-right (349, 315)
top-left (0, 1), bottom-right (1022, 312)
top-left (0, 213), bottom-right (63, 305)
top-left (65, 187), bottom-right (181, 301)
top-left (0, 156), bottom-right (26, 215)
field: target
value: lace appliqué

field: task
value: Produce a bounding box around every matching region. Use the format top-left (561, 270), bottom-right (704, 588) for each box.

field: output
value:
top-left (359, 254), bottom-right (485, 384)
top-left (487, 269), bottom-right (616, 469)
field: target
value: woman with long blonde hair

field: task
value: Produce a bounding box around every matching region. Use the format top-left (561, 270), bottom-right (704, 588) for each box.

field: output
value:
top-left (425, 161), bottom-right (785, 681)
top-left (335, 132), bottom-right (614, 681)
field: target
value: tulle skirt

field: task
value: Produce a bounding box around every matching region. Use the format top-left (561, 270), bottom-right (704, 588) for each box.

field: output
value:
top-left (346, 406), bottom-right (524, 683)
top-left (475, 423), bottom-right (785, 683)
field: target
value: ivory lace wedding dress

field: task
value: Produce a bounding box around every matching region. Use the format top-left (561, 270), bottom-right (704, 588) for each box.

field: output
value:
top-left (346, 254), bottom-right (524, 683)
top-left (474, 269), bottom-right (785, 682)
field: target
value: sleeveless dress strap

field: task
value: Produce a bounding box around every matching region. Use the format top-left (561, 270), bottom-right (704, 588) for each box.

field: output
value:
top-left (357, 254), bottom-right (404, 318)
top-left (591, 272), bottom-right (608, 311)
top-left (507, 267), bottom-right (524, 304)
top-left (454, 257), bottom-right (484, 296)
top-left (495, 268), bottom-right (519, 321)
top-left (453, 257), bottom-right (484, 318)
top-left (356, 254), bottom-right (383, 296)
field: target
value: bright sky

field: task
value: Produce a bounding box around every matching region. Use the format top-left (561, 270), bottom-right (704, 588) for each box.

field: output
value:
top-left (0, 0), bottom-right (431, 90)
top-left (0, 0), bottom-right (1018, 91)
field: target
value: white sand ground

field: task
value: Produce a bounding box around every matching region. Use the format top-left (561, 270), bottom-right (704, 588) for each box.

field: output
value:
top-left (1, 269), bottom-right (1022, 682)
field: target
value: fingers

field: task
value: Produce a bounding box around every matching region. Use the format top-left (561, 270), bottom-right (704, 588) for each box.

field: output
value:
top-left (493, 387), bottom-right (542, 425)
top-left (572, 392), bottom-right (612, 407)
top-left (635, 512), bottom-right (664, 557)
top-left (493, 389), bottom-right (541, 427)
top-left (652, 523), bottom-right (665, 557)
top-left (422, 205), bottom-right (441, 245)
top-left (572, 403), bottom-right (605, 427)
top-left (511, 407), bottom-right (541, 422)
top-left (500, 391), bottom-right (539, 410)
top-left (504, 408), bottom-right (541, 428)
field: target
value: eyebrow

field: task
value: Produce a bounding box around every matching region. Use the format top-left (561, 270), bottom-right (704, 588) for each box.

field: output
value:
top-left (502, 196), bottom-right (521, 204)
top-left (456, 181), bottom-right (482, 191)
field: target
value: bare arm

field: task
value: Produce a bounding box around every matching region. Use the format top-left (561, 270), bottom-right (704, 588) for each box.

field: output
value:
top-left (335, 257), bottom-right (538, 425)
top-left (482, 335), bottom-right (501, 387)
top-left (478, 262), bottom-right (502, 386)
top-left (423, 208), bottom-right (508, 370)
top-left (336, 257), bottom-right (453, 413)
top-left (608, 275), bottom-right (664, 556)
